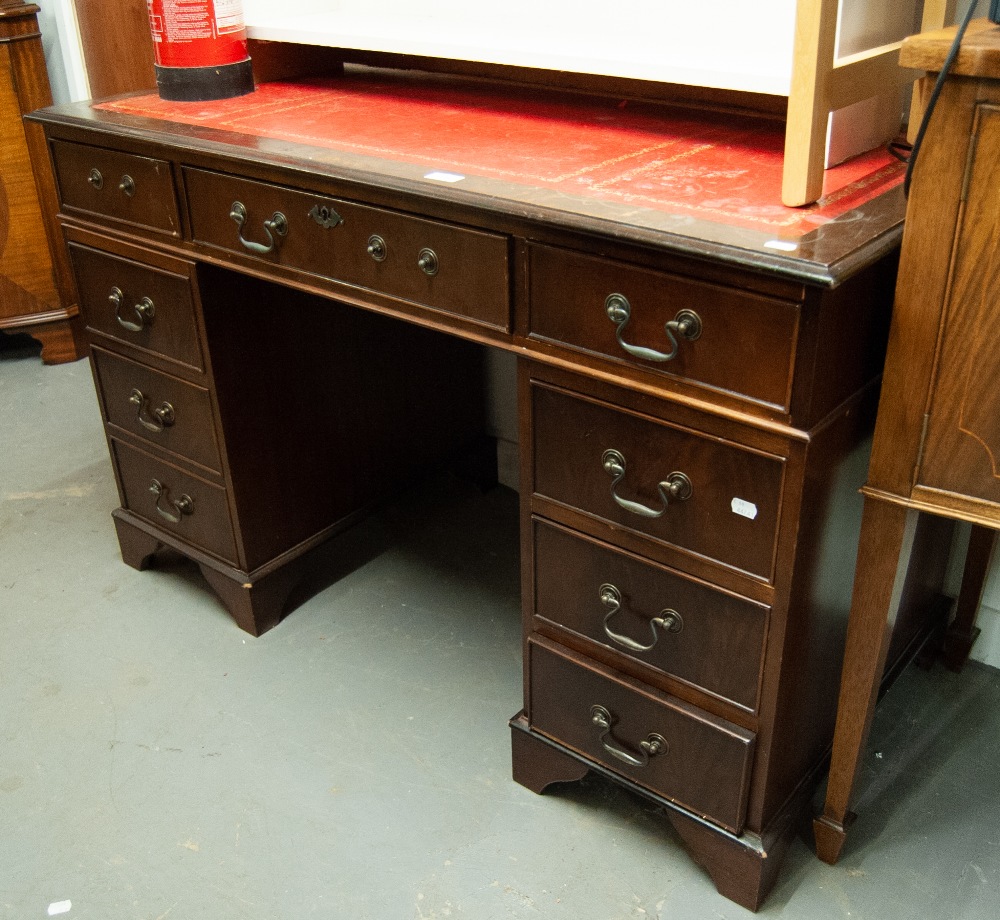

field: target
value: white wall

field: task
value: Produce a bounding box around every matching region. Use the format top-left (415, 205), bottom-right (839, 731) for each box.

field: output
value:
top-left (35, 0), bottom-right (89, 103)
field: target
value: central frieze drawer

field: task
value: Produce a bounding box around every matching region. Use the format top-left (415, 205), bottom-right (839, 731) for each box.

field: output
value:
top-left (92, 348), bottom-right (221, 473)
top-left (532, 518), bottom-right (768, 711)
top-left (112, 439), bottom-right (237, 565)
top-left (183, 168), bottom-right (510, 330)
top-left (531, 381), bottom-right (784, 580)
top-left (528, 243), bottom-right (800, 409)
top-left (527, 637), bottom-right (755, 834)
top-left (51, 140), bottom-right (179, 235)
top-left (69, 242), bottom-right (204, 371)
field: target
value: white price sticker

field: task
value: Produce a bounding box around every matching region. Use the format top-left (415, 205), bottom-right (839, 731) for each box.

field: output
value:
top-left (731, 497), bottom-right (758, 520)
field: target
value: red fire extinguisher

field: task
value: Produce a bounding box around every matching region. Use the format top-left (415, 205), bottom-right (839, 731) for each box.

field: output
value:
top-left (146, 1), bottom-right (254, 101)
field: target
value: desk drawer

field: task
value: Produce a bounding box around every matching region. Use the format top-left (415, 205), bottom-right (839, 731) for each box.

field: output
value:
top-left (92, 348), bottom-right (221, 473)
top-left (51, 140), bottom-right (179, 235)
top-left (527, 637), bottom-right (754, 833)
top-left (528, 243), bottom-right (799, 408)
top-left (532, 519), bottom-right (767, 711)
top-left (531, 381), bottom-right (784, 580)
top-left (69, 243), bottom-right (204, 371)
top-left (112, 440), bottom-right (237, 564)
top-left (184, 168), bottom-right (510, 330)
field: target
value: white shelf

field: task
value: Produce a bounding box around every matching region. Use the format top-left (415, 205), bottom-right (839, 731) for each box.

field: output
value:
top-left (243, 1), bottom-right (800, 95)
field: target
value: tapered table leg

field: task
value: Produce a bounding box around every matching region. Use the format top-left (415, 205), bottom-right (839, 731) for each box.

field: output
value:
top-left (814, 497), bottom-right (915, 864)
top-left (942, 524), bottom-right (996, 671)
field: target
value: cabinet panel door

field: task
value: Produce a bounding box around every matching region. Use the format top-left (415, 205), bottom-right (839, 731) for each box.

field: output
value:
top-left (0, 39), bottom-right (59, 319)
top-left (919, 104), bottom-right (1000, 503)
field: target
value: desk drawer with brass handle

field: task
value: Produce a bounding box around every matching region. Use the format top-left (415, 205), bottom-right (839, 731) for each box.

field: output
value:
top-left (531, 518), bottom-right (768, 712)
top-left (528, 243), bottom-right (800, 409)
top-left (111, 439), bottom-right (237, 565)
top-left (530, 380), bottom-right (784, 580)
top-left (527, 637), bottom-right (755, 833)
top-left (183, 168), bottom-right (511, 330)
top-left (69, 242), bottom-right (204, 371)
top-left (92, 347), bottom-right (221, 473)
top-left (51, 139), bottom-right (180, 235)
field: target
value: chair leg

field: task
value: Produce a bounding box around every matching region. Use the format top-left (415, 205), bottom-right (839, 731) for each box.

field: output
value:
top-left (942, 524), bottom-right (996, 671)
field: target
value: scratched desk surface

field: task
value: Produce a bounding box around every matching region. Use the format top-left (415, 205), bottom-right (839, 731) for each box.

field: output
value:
top-left (64, 68), bottom-right (905, 282)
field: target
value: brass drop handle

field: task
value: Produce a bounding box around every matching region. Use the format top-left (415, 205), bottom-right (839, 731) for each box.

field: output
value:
top-left (119, 174), bottom-right (135, 197)
top-left (110, 286), bottom-right (155, 332)
top-left (417, 247), bottom-right (439, 276)
top-left (229, 201), bottom-right (288, 255)
top-left (599, 583), bottom-right (683, 652)
top-left (601, 449), bottom-right (692, 518)
top-left (590, 705), bottom-right (667, 768)
top-left (149, 479), bottom-right (193, 524)
top-left (367, 234), bottom-right (387, 261)
top-left (129, 388), bottom-right (175, 432)
top-left (87, 168), bottom-right (103, 189)
top-left (605, 293), bottom-right (702, 363)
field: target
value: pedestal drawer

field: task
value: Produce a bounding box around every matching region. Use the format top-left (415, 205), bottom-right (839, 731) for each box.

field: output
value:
top-left (528, 243), bottom-right (799, 409)
top-left (92, 348), bottom-right (221, 473)
top-left (531, 381), bottom-right (784, 580)
top-left (69, 243), bottom-right (203, 371)
top-left (184, 168), bottom-right (510, 330)
top-left (527, 637), bottom-right (754, 833)
top-left (51, 140), bottom-right (179, 235)
top-left (532, 518), bottom-right (767, 711)
top-left (112, 440), bottom-right (237, 565)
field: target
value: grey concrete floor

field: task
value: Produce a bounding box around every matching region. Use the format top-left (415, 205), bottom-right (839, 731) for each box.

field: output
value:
top-left (2, 336), bottom-right (999, 920)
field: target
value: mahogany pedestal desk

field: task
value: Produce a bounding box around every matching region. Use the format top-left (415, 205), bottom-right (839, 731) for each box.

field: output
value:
top-left (814, 19), bottom-right (1000, 865)
top-left (31, 73), bottom-right (911, 909)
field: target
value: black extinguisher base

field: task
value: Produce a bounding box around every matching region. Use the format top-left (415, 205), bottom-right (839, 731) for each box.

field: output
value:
top-left (155, 58), bottom-right (255, 102)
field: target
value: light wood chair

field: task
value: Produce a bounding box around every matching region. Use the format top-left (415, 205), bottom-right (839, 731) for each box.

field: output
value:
top-left (782, 0), bottom-right (956, 207)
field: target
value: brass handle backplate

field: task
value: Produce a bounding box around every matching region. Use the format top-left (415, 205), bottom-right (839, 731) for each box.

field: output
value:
top-left (308, 203), bottom-right (343, 229)
top-left (87, 168), bottom-right (103, 190)
top-left (601, 449), bottom-right (692, 518)
top-left (119, 174), bottom-right (135, 197)
top-left (590, 705), bottom-right (667, 768)
top-left (367, 234), bottom-right (387, 261)
top-left (129, 389), bottom-right (175, 433)
top-left (110, 287), bottom-right (155, 332)
top-left (605, 293), bottom-right (702, 363)
top-left (229, 201), bottom-right (288, 255)
top-left (417, 247), bottom-right (439, 276)
top-left (149, 479), bottom-right (193, 524)
top-left (599, 583), bottom-right (683, 652)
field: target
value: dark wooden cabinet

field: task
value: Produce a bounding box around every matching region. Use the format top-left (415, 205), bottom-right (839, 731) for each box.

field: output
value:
top-left (31, 70), bottom-right (916, 909)
top-left (0, 1), bottom-right (80, 361)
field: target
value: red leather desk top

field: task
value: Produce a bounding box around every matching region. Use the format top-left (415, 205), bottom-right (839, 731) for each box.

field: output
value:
top-left (97, 74), bottom-right (904, 238)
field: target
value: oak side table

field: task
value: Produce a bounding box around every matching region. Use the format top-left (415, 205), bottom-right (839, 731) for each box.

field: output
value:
top-left (814, 18), bottom-right (1000, 865)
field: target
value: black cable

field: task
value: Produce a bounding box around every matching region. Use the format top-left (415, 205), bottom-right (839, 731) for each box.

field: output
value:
top-left (903, 1), bottom-right (979, 197)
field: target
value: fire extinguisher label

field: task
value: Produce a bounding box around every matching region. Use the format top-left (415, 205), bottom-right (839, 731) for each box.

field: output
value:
top-left (215, 0), bottom-right (246, 34)
top-left (164, 2), bottom-right (212, 41)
